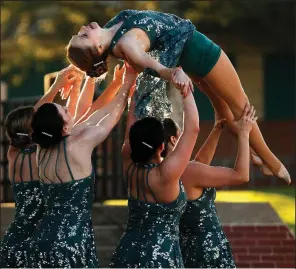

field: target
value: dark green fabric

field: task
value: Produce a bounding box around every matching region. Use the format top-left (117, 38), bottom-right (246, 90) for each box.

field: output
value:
top-left (180, 188), bottom-right (235, 268)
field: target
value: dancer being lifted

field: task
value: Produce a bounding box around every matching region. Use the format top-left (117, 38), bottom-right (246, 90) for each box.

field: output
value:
top-left (66, 9), bottom-right (290, 184)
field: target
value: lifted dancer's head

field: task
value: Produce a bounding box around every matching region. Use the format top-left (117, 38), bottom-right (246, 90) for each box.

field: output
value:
top-left (161, 118), bottom-right (182, 158)
top-left (129, 117), bottom-right (165, 164)
top-left (5, 106), bottom-right (35, 149)
top-left (67, 22), bottom-right (108, 79)
top-left (31, 103), bottom-right (74, 148)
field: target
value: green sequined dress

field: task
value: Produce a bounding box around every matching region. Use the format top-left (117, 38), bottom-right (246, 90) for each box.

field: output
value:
top-left (26, 137), bottom-right (99, 268)
top-left (0, 145), bottom-right (45, 268)
top-left (110, 163), bottom-right (187, 268)
top-left (104, 10), bottom-right (195, 120)
top-left (179, 188), bottom-right (236, 268)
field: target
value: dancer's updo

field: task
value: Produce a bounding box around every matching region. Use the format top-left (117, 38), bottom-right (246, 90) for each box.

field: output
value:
top-left (4, 106), bottom-right (34, 149)
top-left (31, 103), bottom-right (64, 149)
top-left (129, 117), bottom-right (165, 164)
top-left (66, 43), bottom-right (108, 78)
top-left (161, 118), bottom-right (179, 158)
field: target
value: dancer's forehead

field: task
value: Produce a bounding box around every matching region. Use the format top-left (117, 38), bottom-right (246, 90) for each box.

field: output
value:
top-left (69, 35), bottom-right (93, 48)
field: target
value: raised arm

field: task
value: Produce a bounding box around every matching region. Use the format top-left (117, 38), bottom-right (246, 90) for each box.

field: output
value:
top-left (119, 38), bottom-right (193, 97)
top-left (75, 65), bottom-right (125, 124)
top-left (121, 89), bottom-right (137, 159)
top-left (66, 76), bottom-right (83, 116)
top-left (184, 103), bottom-right (257, 187)
top-left (194, 114), bottom-right (226, 165)
top-left (72, 64), bottom-right (137, 151)
top-left (74, 76), bottom-right (96, 122)
top-left (160, 90), bottom-right (200, 183)
top-left (34, 65), bottom-right (80, 111)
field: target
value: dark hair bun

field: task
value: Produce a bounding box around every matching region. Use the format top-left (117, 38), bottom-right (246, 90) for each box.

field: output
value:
top-left (129, 117), bottom-right (165, 164)
top-left (10, 134), bottom-right (32, 149)
top-left (31, 131), bottom-right (62, 149)
top-left (86, 61), bottom-right (107, 78)
top-left (31, 103), bottom-right (64, 149)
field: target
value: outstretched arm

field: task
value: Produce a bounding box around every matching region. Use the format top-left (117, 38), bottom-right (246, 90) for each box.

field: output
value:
top-left (160, 90), bottom-right (200, 183)
top-left (34, 66), bottom-right (79, 111)
top-left (184, 104), bottom-right (257, 187)
top-left (194, 115), bottom-right (226, 165)
top-left (74, 76), bottom-right (96, 122)
top-left (119, 38), bottom-right (193, 97)
top-left (72, 64), bottom-right (137, 151)
top-left (66, 76), bottom-right (83, 116)
top-left (121, 88), bottom-right (137, 159)
top-left (75, 65), bottom-right (125, 124)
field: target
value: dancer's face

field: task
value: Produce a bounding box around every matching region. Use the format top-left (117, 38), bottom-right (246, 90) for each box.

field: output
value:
top-left (54, 104), bottom-right (74, 135)
top-left (171, 125), bottom-right (182, 147)
top-left (69, 22), bottom-right (102, 52)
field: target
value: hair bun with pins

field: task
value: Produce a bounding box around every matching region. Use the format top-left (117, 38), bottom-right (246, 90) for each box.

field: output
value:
top-left (11, 133), bottom-right (32, 149)
top-left (86, 61), bottom-right (108, 78)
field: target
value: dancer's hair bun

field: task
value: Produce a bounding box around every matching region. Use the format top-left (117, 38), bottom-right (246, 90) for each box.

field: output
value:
top-left (31, 103), bottom-right (65, 149)
top-left (86, 61), bottom-right (108, 78)
top-left (129, 117), bottom-right (165, 164)
top-left (11, 133), bottom-right (32, 149)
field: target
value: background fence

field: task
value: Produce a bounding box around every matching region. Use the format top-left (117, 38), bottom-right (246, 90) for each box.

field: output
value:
top-left (1, 97), bottom-right (295, 203)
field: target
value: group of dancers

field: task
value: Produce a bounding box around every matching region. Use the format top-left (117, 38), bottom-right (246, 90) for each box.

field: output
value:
top-left (0, 9), bottom-right (290, 268)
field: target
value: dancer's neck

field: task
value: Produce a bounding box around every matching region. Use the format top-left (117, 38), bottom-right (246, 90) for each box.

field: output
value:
top-left (101, 23), bottom-right (122, 51)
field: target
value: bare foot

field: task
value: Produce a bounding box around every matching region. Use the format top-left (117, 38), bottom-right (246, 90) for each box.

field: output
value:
top-left (277, 164), bottom-right (291, 185)
top-left (251, 152), bottom-right (291, 184)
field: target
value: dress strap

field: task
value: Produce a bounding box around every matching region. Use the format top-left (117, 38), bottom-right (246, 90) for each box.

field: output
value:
top-left (141, 169), bottom-right (147, 202)
top-left (145, 167), bottom-right (157, 202)
top-left (129, 164), bottom-right (137, 197)
top-left (55, 142), bottom-right (63, 183)
top-left (12, 151), bottom-right (21, 184)
top-left (125, 163), bottom-right (133, 191)
top-left (43, 148), bottom-right (54, 183)
top-left (63, 137), bottom-right (75, 181)
top-left (28, 151), bottom-right (34, 181)
top-left (19, 153), bottom-right (26, 182)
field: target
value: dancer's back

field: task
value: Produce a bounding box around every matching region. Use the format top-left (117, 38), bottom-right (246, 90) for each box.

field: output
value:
top-left (110, 87), bottom-right (199, 268)
top-left (0, 107), bottom-right (45, 268)
top-left (27, 136), bottom-right (98, 268)
top-left (110, 162), bottom-right (187, 268)
top-left (27, 63), bottom-right (136, 268)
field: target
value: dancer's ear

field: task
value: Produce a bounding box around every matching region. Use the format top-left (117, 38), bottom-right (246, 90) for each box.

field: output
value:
top-left (169, 136), bottom-right (177, 146)
top-left (62, 124), bottom-right (69, 135)
top-left (158, 143), bottom-right (165, 155)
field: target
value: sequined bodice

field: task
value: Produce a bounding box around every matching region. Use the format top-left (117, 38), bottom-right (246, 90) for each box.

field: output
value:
top-left (41, 174), bottom-right (94, 216)
top-left (180, 188), bottom-right (221, 233)
top-left (104, 10), bottom-right (196, 120)
top-left (26, 138), bottom-right (99, 268)
top-left (125, 163), bottom-right (187, 235)
top-left (110, 163), bottom-right (187, 268)
top-left (11, 145), bottom-right (45, 222)
top-left (0, 145), bottom-right (44, 268)
top-left (127, 183), bottom-right (187, 236)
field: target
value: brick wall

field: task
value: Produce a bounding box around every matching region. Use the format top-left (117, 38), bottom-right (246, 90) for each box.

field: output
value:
top-left (224, 225), bottom-right (295, 268)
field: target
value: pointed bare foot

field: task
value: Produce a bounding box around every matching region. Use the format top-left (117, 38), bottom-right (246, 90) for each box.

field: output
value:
top-left (250, 152), bottom-right (263, 166)
top-left (276, 164), bottom-right (291, 185)
top-left (260, 165), bottom-right (273, 176)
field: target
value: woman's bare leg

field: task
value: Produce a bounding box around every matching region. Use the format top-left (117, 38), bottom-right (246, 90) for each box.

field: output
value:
top-left (190, 51), bottom-right (290, 183)
top-left (194, 78), bottom-right (270, 171)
